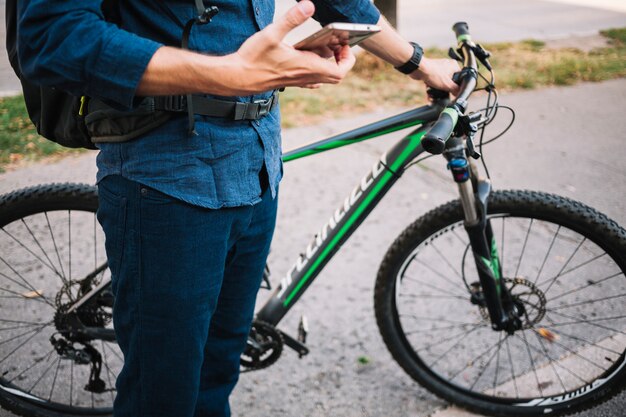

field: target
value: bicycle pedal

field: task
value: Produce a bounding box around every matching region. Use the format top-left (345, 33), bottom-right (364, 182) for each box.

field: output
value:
top-left (298, 315), bottom-right (308, 345)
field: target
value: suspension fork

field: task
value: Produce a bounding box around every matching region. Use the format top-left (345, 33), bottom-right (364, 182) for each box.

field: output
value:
top-left (444, 138), bottom-right (519, 333)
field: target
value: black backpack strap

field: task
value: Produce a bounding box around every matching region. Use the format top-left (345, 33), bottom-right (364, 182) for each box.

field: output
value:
top-left (181, 1), bottom-right (219, 135)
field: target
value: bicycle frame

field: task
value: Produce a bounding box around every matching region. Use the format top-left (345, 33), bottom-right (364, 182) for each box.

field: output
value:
top-left (256, 100), bottom-right (446, 326)
top-left (69, 95), bottom-right (512, 348)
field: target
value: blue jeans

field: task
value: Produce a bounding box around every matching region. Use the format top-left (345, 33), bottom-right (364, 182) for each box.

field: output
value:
top-left (97, 175), bottom-right (277, 417)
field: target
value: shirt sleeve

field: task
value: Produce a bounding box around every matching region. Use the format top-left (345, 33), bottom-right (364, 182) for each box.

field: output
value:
top-left (17, 0), bottom-right (163, 109)
top-left (308, 0), bottom-right (381, 26)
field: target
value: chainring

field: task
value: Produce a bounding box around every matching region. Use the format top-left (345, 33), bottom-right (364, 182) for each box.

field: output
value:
top-left (240, 320), bottom-right (284, 371)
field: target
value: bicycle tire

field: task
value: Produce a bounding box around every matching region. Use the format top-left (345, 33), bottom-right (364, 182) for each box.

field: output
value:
top-left (374, 190), bottom-right (626, 416)
top-left (0, 183), bottom-right (115, 417)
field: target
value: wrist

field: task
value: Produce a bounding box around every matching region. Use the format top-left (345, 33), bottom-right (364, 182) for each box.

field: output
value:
top-left (394, 42), bottom-right (424, 75)
top-left (410, 56), bottom-right (430, 81)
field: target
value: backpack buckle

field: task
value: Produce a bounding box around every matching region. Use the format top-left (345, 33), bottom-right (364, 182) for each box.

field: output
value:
top-left (162, 95), bottom-right (186, 112)
top-left (197, 6), bottom-right (219, 25)
top-left (253, 95), bottom-right (274, 119)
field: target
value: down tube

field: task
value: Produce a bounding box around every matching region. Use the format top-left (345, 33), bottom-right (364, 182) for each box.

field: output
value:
top-left (256, 127), bottom-right (429, 325)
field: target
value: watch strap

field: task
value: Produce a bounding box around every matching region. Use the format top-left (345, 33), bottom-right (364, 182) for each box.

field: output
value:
top-left (395, 42), bottom-right (424, 75)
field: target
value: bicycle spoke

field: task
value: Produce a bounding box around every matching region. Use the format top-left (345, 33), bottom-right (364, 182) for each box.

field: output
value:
top-left (21, 217), bottom-right (67, 281)
top-left (415, 323), bottom-right (483, 352)
top-left (533, 225), bottom-right (560, 285)
top-left (514, 219), bottom-right (533, 278)
top-left (45, 212), bottom-right (67, 280)
top-left (409, 257), bottom-right (468, 293)
top-left (27, 351), bottom-right (59, 393)
top-left (505, 337), bottom-right (519, 398)
top-left (68, 211), bottom-right (72, 292)
top-left (492, 333), bottom-right (503, 395)
top-left (0, 257), bottom-right (55, 308)
top-left (515, 332), bottom-right (590, 385)
top-left (101, 341), bottom-right (117, 403)
top-left (448, 335), bottom-right (504, 381)
top-left (402, 274), bottom-right (468, 298)
top-left (519, 328), bottom-right (543, 397)
top-left (549, 271), bottom-right (624, 302)
top-left (550, 293), bottom-right (626, 311)
top-left (2, 225), bottom-right (65, 282)
top-left (428, 325), bottom-right (482, 368)
top-left (541, 237), bottom-right (586, 295)
top-left (0, 285), bottom-right (49, 305)
top-left (430, 241), bottom-right (463, 280)
top-left (7, 348), bottom-right (56, 384)
top-left (70, 360), bottom-right (74, 407)
top-left (540, 253), bottom-right (609, 292)
top-left (500, 217), bottom-right (505, 274)
top-left (532, 331), bottom-right (568, 394)
top-left (469, 332), bottom-right (505, 390)
top-left (48, 357), bottom-right (62, 401)
top-left (451, 228), bottom-right (468, 246)
top-left (404, 322), bottom-right (482, 335)
top-left (542, 323), bottom-right (622, 356)
top-left (399, 293), bottom-right (468, 300)
top-left (0, 326), bottom-right (48, 347)
top-left (0, 324), bottom-right (51, 365)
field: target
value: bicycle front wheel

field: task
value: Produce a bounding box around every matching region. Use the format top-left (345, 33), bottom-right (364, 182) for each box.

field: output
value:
top-left (375, 190), bottom-right (626, 416)
top-left (0, 183), bottom-right (117, 417)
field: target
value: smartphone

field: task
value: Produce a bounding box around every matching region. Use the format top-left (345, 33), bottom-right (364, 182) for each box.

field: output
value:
top-left (293, 23), bottom-right (381, 51)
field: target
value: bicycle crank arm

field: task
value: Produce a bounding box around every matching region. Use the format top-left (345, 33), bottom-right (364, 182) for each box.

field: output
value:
top-left (278, 330), bottom-right (309, 358)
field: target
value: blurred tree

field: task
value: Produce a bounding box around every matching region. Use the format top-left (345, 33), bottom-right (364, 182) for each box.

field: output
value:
top-left (376, 0), bottom-right (397, 27)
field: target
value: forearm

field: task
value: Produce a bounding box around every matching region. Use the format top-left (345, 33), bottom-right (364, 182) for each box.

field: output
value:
top-left (136, 47), bottom-right (245, 97)
top-left (360, 16), bottom-right (413, 67)
top-left (359, 15), bottom-right (459, 92)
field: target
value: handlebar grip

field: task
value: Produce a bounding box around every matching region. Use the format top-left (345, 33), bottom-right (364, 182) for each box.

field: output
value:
top-left (422, 108), bottom-right (459, 154)
top-left (453, 22), bottom-right (471, 42)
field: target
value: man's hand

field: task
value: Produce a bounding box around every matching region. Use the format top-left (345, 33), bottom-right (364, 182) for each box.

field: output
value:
top-left (410, 57), bottom-right (460, 95)
top-left (230, 1), bottom-right (355, 93)
top-left (137, 1), bottom-right (353, 97)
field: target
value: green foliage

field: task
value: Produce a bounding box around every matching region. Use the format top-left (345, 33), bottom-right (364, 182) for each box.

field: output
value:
top-left (0, 95), bottom-right (83, 172)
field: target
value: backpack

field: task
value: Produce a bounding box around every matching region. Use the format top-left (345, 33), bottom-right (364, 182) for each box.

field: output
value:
top-left (5, 0), bottom-right (126, 150)
top-left (6, 0), bottom-right (222, 148)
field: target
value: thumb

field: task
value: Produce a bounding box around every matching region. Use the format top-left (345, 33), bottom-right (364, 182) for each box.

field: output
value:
top-left (272, 1), bottom-right (315, 40)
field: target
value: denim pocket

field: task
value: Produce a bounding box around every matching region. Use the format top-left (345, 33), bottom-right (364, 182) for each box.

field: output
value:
top-left (96, 179), bottom-right (128, 277)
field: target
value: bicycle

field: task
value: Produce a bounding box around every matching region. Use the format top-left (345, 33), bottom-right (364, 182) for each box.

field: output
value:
top-left (1, 22), bottom-right (625, 417)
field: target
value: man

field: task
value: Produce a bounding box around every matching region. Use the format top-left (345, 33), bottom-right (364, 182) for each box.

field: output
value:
top-left (18, 1), bottom-right (459, 416)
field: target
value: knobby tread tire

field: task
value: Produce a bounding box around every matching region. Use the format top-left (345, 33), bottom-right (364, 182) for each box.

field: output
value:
top-left (374, 190), bottom-right (626, 417)
top-left (0, 183), bottom-right (108, 417)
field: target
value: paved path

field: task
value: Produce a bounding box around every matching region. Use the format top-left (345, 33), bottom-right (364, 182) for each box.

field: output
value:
top-left (1, 79), bottom-right (625, 417)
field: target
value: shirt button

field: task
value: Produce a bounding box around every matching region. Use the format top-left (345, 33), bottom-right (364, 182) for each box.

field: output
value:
top-left (254, 120), bottom-right (261, 126)
top-left (255, 7), bottom-right (260, 15)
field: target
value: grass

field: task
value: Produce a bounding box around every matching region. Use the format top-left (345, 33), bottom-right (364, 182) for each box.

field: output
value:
top-left (0, 95), bottom-right (82, 171)
top-left (1, 28), bottom-right (625, 171)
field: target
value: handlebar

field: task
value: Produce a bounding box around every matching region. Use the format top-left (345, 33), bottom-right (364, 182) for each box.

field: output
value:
top-left (422, 22), bottom-right (479, 155)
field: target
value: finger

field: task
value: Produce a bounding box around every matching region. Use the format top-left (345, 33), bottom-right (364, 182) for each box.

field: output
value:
top-left (309, 45), bottom-right (335, 59)
top-left (301, 83), bottom-right (322, 89)
top-left (270, 1), bottom-right (315, 40)
top-left (334, 45), bottom-right (356, 77)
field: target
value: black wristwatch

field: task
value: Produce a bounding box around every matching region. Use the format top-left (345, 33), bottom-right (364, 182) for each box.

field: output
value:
top-left (394, 42), bottom-right (424, 75)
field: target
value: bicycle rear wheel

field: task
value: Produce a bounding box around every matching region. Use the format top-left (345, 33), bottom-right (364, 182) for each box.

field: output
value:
top-left (375, 190), bottom-right (626, 416)
top-left (0, 183), bottom-right (117, 417)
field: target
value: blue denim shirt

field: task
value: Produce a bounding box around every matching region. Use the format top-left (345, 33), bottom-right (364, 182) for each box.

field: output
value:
top-left (18, 0), bottom-right (380, 208)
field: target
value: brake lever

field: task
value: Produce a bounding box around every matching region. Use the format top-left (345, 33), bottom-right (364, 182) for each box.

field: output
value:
top-left (448, 47), bottom-right (463, 62)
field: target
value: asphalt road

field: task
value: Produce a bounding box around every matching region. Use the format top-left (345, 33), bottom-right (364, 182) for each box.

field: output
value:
top-left (0, 79), bottom-right (625, 416)
top-left (1, 1), bottom-right (625, 416)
